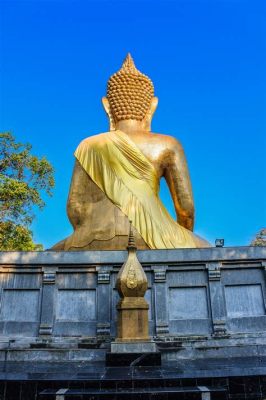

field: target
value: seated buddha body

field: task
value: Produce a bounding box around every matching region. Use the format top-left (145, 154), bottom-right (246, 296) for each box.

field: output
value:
top-left (53, 54), bottom-right (210, 251)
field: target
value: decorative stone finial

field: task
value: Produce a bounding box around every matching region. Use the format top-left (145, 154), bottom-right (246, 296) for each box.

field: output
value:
top-left (127, 220), bottom-right (136, 250)
top-left (115, 222), bottom-right (150, 341)
top-left (116, 222), bottom-right (148, 297)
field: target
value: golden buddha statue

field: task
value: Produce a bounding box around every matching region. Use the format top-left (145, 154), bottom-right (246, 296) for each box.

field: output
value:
top-left (52, 54), bottom-right (210, 251)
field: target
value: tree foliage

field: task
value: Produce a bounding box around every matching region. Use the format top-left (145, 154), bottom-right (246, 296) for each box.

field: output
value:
top-left (0, 222), bottom-right (43, 251)
top-left (250, 228), bottom-right (266, 247)
top-left (0, 132), bottom-right (55, 250)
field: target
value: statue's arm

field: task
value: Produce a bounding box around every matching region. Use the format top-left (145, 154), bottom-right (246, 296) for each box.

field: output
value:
top-left (67, 160), bottom-right (89, 228)
top-left (164, 139), bottom-right (195, 231)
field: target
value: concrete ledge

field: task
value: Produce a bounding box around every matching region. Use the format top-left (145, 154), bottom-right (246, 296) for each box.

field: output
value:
top-left (111, 341), bottom-right (157, 353)
top-left (0, 246), bottom-right (265, 265)
top-left (3, 348), bottom-right (106, 362)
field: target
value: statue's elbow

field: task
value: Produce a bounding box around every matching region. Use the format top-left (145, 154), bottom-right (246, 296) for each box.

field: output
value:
top-left (177, 205), bottom-right (194, 230)
top-left (180, 201), bottom-right (194, 218)
top-left (67, 199), bottom-right (82, 227)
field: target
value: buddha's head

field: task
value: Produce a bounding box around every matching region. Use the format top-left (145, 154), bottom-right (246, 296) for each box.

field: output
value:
top-left (102, 54), bottom-right (158, 131)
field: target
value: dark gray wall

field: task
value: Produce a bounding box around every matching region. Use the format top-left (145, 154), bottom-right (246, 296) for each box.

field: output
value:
top-left (0, 246), bottom-right (265, 339)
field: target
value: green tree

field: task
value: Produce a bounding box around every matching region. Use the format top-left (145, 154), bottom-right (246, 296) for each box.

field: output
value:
top-left (250, 228), bottom-right (266, 247)
top-left (0, 132), bottom-right (55, 250)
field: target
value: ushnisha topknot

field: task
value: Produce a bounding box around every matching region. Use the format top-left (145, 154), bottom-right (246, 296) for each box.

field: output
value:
top-left (107, 53), bottom-right (154, 122)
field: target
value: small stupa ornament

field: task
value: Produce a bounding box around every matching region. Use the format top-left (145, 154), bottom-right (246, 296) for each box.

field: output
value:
top-left (115, 222), bottom-right (150, 341)
top-left (116, 222), bottom-right (148, 297)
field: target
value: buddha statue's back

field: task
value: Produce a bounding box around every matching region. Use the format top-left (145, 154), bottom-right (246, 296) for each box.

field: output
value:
top-left (56, 159), bottom-right (148, 250)
top-left (52, 54), bottom-right (210, 251)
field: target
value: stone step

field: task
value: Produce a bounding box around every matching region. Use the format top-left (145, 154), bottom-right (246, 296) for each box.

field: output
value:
top-left (105, 352), bottom-right (161, 366)
top-left (39, 386), bottom-right (227, 400)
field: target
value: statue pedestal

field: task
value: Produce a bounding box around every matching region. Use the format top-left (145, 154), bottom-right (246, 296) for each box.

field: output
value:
top-left (0, 247), bottom-right (265, 399)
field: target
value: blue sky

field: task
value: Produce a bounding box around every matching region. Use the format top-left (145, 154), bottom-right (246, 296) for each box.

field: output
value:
top-left (0, 0), bottom-right (265, 248)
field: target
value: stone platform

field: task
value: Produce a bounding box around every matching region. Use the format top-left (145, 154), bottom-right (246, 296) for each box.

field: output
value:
top-left (0, 246), bottom-right (265, 398)
top-left (0, 358), bottom-right (265, 399)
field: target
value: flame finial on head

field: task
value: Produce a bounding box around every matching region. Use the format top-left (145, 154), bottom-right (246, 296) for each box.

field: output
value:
top-left (120, 53), bottom-right (139, 75)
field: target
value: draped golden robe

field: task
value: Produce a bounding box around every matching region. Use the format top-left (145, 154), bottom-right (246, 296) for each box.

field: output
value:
top-left (74, 130), bottom-right (203, 249)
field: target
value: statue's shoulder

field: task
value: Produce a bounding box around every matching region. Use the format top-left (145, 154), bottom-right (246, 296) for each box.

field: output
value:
top-left (77, 132), bottom-right (110, 146)
top-left (150, 132), bottom-right (183, 151)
